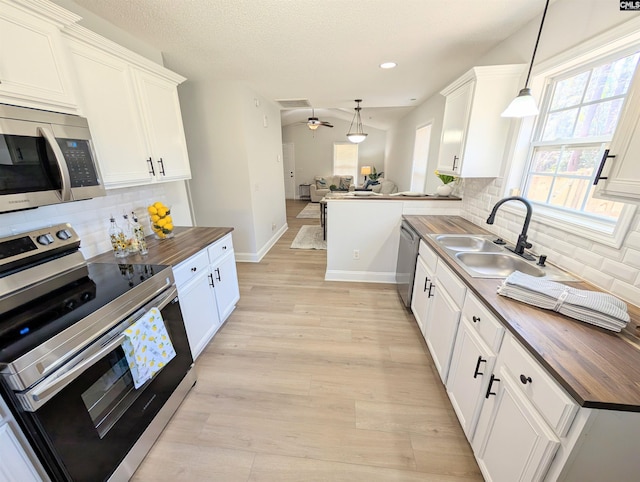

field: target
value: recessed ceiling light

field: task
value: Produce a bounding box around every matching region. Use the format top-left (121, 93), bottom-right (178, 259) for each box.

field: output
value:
top-left (379, 62), bottom-right (397, 69)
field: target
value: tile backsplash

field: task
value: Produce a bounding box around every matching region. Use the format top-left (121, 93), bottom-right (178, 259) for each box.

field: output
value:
top-left (462, 178), bottom-right (640, 305)
top-left (0, 181), bottom-right (192, 260)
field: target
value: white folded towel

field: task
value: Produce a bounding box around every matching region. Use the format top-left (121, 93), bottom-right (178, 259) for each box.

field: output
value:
top-left (497, 271), bottom-right (630, 332)
top-left (122, 307), bottom-right (177, 388)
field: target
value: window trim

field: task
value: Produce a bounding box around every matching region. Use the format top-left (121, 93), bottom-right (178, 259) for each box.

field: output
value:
top-left (503, 16), bottom-right (640, 249)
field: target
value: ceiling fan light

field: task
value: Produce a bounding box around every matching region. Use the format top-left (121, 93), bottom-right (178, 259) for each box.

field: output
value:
top-left (308, 123), bottom-right (319, 130)
top-left (347, 133), bottom-right (368, 143)
top-left (501, 88), bottom-right (539, 118)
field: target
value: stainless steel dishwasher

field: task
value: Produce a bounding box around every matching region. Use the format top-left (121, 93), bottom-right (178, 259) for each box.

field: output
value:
top-left (396, 220), bottom-right (420, 308)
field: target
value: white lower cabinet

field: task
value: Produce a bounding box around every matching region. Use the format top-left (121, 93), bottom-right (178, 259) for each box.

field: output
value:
top-left (410, 240), bottom-right (438, 338)
top-left (446, 317), bottom-right (497, 439)
top-left (174, 234), bottom-right (239, 359)
top-left (0, 397), bottom-right (48, 482)
top-left (208, 235), bottom-right (240, 323)
top-left (425, 261), bottom-right (466, 382)
top-left (472, 363), bottom-right (560, 482)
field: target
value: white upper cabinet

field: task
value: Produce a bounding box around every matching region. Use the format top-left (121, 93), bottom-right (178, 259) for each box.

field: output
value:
top-left (64, 25), bottom-right (192, 189)
top-left (0, 0), bottom-right (79, 112)
top-left (593, 65), bottom-right (640, 203)
top-left (133, 70), bottom-right (192, 182)
top-left (437, 64), bottom-right (525, 177)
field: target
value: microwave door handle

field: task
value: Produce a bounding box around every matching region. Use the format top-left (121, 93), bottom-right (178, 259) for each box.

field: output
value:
top-left (27, 333), bottom-right (128, 409)
top-left (37, 126), bottom-right (72, 202)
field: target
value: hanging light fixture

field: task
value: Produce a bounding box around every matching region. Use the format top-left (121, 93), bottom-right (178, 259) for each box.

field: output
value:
top-left (346, 99), bottom-right (368, 143)
top-left (502, 0), bottom-right (550, 118)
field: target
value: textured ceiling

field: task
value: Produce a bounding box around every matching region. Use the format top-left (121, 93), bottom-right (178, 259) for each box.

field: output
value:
top-left (66, 0), bottom-right (548, 129)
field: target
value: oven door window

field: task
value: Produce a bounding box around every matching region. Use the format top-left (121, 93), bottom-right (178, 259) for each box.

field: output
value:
top-left (0, 134), bottom-right (61, 194)
top-left (80, 348), bottom-right (140, 439)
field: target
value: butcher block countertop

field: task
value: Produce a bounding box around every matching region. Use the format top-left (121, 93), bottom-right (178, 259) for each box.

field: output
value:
top-left (89, 226), bottom-right (233, 266)
top-left (404, 215), bottom-right (640, 412)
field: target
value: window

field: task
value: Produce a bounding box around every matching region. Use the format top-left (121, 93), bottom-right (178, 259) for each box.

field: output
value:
top-left (521, 48), bottom-right (639, 236)
top-left (333, 142), bottom-right (358, 181)
top-left (410, 124), bottom-right (432, 192)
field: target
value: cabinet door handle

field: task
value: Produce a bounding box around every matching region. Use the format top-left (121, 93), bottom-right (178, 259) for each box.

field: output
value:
top-left (424, 276), bottom-right (429, 292)
top-left (191, 267), bottom-right (197, 272)
top-left (593, 149), bottom-right (615, 185)
top-left (427, 282), bottom-right (435, 298)
top-left (215, 267), bottom-right (221, 282)
top-left (158, 158), bottom-right (166, 176)
top-left (472, 315), bottom-right (480, 323)
top-left (519, 374), bottom-right (532, 385)
top-left (208, 273), bottom-right (214, 287)
top-left (147, 157), bottom-right (155, 176)
top-left (452, 155), bottom-right (459, 171)
top-left (485, 374), bottom-right (500, 398)
top-left (473, 356), bottom-right (486, 379)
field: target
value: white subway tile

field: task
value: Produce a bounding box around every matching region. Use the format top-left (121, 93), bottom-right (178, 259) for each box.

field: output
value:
top-left (591, 243), bottom-right (625, 262)
top-left (601, 259), bottom-right (638, 284)
top-left (610, 280), bottom-right (640, 305)
top-left (581, 266), bottom-right (615, 291)
top-left (623, 249), bottom-right (640, 270)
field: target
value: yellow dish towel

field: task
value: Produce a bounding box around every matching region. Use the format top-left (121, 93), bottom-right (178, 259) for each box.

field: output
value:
top-left (122, 307), bottom-right (176, 389)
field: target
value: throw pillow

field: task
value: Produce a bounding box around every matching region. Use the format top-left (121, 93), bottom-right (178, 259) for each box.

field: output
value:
top-left (316, 178), bottom-right (328, 189)
top-left (339, 176), bottom-right (353, 190)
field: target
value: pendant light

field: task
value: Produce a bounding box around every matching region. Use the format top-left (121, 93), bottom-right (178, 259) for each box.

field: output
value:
top-left (502, 0), bottom-right (550, 118)
top-left (346, 99), bottom-right (368, 143)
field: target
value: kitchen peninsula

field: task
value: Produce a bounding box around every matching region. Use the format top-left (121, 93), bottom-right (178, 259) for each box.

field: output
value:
top-left (324, 194), bottom-right (461, 282)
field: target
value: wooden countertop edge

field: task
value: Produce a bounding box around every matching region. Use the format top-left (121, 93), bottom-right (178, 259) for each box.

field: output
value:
top-left (88, 226), bottom-right (234, 266)
top-left (404, 215), bottom-right (640, 412)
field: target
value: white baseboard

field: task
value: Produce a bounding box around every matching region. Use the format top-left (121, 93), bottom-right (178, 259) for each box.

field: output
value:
top-left (235, 223), bottom-right (288, 262)
top-left (324, 270), bottom-right (397, 283)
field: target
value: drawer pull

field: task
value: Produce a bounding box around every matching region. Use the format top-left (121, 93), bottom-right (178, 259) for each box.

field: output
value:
top-left (223, 245), bottom-right (227, 250)
top-left (472, 315), bottom-right (480, 323)
top-left (191, 267), bottom-right (197, 272)
top-left (519, 374), bottom-right (532, 385)
top-left (485, 374), bottom-right (500, 398)
top-left (473, 356), bottom-right (486, 378)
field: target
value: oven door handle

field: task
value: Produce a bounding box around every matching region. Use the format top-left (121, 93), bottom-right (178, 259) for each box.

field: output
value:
top-left (28, 333), bottom-right (127, 407)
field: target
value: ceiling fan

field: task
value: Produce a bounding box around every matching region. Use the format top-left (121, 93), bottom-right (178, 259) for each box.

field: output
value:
top-left (303, 108), bottom-right (333, 130)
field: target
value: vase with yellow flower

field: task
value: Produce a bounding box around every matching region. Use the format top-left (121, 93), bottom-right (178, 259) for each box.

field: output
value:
top-left (435, 170), bottom-right (457, 196)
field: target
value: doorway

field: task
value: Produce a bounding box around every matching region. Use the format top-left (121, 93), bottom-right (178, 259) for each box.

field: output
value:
top-left (282, 142), bottom-right (296, 199)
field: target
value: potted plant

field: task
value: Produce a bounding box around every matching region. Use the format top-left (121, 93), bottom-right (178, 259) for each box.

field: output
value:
top-left (435, 170), bottom-right (457, 196)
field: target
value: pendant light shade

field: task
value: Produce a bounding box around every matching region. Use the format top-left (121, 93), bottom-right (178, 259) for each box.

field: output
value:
top-left (347, 99), bottom-right (368, 143)
top-left (502, 0), bottom-right (549, 118)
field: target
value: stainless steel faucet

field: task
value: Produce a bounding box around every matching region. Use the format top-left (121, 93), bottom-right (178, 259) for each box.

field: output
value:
top-left (486, 196), bottom-right (534, 259)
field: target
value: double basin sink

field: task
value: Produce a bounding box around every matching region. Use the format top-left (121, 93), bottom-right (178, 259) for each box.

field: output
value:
top-left (429, 234), bottom-right (576, 281)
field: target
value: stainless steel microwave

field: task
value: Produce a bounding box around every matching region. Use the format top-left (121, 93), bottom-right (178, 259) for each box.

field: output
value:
top-left (0, 104), bottom-right (105, 213)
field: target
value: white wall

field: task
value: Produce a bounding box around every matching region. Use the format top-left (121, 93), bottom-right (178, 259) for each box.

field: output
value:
top-left (282, 117), bottom-right (387, 186)
top-left (385, 95), bottom-right (445, 194)
top-left (385, 0), bottom-right (640, 303)
top-left (178, 80), bottom-right (287, 262)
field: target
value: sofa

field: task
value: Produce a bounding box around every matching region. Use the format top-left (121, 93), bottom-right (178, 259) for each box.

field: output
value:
top-left (310, 175), bottom-right (355, 202)
top-left (370, 179), bottom-right (399, 195)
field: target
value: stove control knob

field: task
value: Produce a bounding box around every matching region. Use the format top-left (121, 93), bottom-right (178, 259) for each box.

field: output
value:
top-left (36, 234), bottom-right (54, 245)
top-left (57, 229), bottom-right (72, 240)
top-left (65, 299), bottom-right (77, 310)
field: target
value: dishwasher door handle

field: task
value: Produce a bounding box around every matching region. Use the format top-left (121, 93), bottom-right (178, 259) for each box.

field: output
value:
top-left (400, 225), bottom-right (417, 243)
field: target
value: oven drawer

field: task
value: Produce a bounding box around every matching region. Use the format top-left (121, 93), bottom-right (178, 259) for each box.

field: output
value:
top-left (173, 251), bottom-right (209, 287)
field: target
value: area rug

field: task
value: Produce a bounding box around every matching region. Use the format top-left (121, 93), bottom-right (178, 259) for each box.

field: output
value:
top-left (290, 225), bottom-right (326, 250)
top-left (296, 202), bottom-right (320, 219)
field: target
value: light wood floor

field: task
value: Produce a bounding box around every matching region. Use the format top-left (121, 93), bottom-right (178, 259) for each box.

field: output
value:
top-left (133, 200), bottom-right (483, 481)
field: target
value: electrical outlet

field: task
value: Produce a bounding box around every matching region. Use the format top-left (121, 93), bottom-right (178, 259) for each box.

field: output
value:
top-left (353, 249), bottom-right (360, 260)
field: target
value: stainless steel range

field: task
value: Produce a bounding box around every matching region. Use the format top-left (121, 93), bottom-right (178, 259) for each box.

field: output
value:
top-left (0, 224), bottom-right (196, 481)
